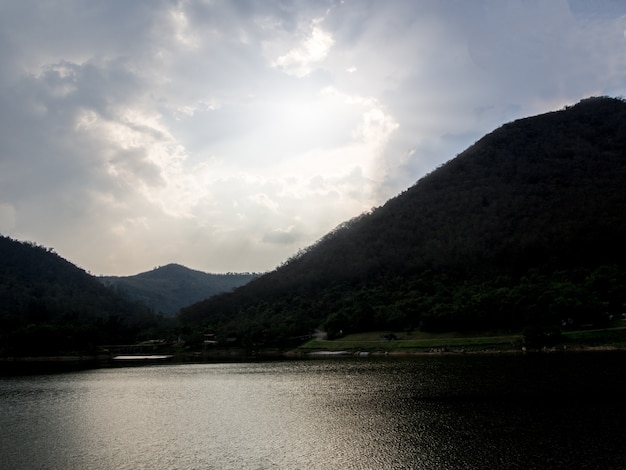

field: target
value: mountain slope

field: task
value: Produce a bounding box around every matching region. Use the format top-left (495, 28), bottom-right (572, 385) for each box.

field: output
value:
top-left (100, 264), bottom-right (258, 316)
top-left (179, 97), bottom-right (626, 343)
top-left (0, 236), bottom-right (159, 356)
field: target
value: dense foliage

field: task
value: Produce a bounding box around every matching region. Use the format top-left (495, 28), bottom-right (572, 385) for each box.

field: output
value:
top-left (0, 236), bottom-right (165, 356)
top-left (179, 97), bottom-right (626, 346)
top-left (100, 264), bottom-right (258, 316)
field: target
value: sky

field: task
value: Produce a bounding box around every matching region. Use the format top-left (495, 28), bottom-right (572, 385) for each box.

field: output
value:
top-left (1, 0), bottom-right (626, 275)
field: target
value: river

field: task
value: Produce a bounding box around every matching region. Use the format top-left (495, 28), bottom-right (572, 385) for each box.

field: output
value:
top-left (1, 352), bottom-right (625, 469)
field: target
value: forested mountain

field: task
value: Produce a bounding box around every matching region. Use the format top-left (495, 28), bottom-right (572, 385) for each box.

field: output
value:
top-left (100, 264), bottom-right (258, 316)
top-left (0, 236), bottom-right (163, 356)
top-left (179, 97), bottom-right (626, 345)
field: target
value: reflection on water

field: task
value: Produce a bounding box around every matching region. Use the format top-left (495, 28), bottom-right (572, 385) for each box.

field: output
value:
top-left (1, 353), bottom-right (626, 469)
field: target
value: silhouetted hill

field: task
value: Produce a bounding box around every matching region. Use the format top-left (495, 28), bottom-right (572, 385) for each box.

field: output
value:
top-left (0, 236), bottom-right (160, 356)
top-left (179, 97), bottom-right (626, 344)
top-left (100, 264), bottom-right (258, 316)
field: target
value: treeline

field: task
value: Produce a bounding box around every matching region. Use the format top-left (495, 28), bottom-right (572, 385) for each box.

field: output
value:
top-left (322, 265), bottom-right (624, 337)
top-left (179, 264), bottom-right (625, 345)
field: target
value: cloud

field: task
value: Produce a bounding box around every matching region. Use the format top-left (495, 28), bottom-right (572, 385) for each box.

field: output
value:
top-left (1, 0), bottom-right (626, 275)
top-left (263, 225), bottom-right (303, 245)
top-left (272, 18), bottom-right (335, 77)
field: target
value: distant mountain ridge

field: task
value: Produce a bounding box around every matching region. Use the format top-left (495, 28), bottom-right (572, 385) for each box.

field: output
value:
top-left (100, 264), bottom-right (258, 316)
top-left (179, 96), bottom-right (626, 344)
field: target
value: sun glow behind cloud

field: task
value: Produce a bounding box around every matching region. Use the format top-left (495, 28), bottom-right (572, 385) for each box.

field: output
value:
top-left (272, 18), bottom-right (335, 77)
top-left (1, 1), bottom-right (626, 275)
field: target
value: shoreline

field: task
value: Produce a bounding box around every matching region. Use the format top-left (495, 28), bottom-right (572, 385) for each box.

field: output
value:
top-left (2, 344), bottom-right (625, 375)
top-left (288, 344), bottom-right (626, 358)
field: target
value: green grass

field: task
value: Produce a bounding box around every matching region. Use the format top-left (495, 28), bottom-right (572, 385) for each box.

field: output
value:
top-left (561, 327), bottom-right (626, 347)
top-left (299, 330), bottom-right (522, 353)
top-left (297, 325), bottom-right (626, 353)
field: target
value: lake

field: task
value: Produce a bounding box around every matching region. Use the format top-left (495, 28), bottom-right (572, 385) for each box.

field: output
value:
top-left (1, 352), bottom-right (626, 469)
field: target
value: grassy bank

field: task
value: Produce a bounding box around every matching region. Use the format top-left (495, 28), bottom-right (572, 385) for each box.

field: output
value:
top-left (560, 327), bottom-right (626, 348)
top-left (296, 325), bottom-right (626, 355)
top-left (298, 330), bottom-right (522, 354)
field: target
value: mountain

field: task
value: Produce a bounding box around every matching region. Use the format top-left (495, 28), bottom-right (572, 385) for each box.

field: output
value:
top-left (100, 264), bottom-right (258, 316)
top-left (179, 96), bottom-right (626, 345)
top-left (0, 236), bottom-right (161, 356)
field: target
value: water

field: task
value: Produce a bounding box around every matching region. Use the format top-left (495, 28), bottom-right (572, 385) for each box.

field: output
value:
top-left (1, 353), bottom-right (626, 469)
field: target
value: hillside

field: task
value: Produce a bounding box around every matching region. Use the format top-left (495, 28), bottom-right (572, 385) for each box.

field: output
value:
top-left (100, 264), bottom-right (258, 316)
top-left (179, 97), bottom-right (626, 346)
top-left (0, 236), bottom-right (162, 356)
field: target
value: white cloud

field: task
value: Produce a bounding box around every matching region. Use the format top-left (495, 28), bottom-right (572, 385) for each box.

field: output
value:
top-left (273, 18), bottom-right (335, 77)
top-left (263, 225), bottom-right (302, 245)
top-left (174, 100), bottom-right (219, 119)
top-left (168, 6), bottom-right (200, 48)
top-left (250, 193), bottom-right (280, 213)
